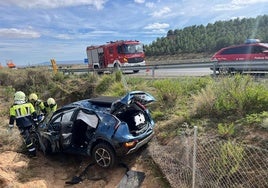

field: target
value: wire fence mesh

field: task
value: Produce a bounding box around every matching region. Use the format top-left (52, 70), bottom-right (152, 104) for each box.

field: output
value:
top-left (149, 126), bottom-right (268, 188)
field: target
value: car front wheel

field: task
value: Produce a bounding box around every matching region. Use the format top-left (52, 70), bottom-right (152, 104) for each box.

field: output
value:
top-left (30, 132), bottom-right (40, 150)
top-left (92, 143), bottom-right (116, 168)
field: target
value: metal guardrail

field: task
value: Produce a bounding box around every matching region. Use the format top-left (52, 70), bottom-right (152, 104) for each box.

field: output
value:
top-left (58, 60), bottom-right (268, 77)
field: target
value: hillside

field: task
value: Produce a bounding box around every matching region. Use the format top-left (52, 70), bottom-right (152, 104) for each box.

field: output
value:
top-left (145, 14), bottom-right (268, 57)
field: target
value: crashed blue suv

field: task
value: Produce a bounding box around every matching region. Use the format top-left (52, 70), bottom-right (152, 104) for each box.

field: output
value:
top-left (35, 91), bottom-right (155, 168)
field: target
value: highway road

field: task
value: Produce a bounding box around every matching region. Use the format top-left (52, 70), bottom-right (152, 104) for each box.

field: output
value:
top-left (124, 67), bottom-right (214, 78)
top-left (59, 60), bottom-right (268, 77)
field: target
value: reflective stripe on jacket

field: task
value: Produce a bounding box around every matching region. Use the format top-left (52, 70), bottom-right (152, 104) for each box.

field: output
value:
top-left (9, 102), bottom-right (37, 128)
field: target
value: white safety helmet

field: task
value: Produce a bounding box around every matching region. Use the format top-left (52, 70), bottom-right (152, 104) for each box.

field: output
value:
top-left (29, 93), bottom-right (38, 101)
top-left (14, 91), bottom-right (26, 103)
top-left (47, 98), bottom-right (56, 106)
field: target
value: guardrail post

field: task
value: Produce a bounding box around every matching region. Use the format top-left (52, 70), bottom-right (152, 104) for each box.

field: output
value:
top-left (213, 61), bottom-right (217, 78)
top-left (152, 66), bottom-right (155, 78)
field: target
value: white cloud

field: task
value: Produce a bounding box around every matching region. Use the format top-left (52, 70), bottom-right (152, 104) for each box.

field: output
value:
top-left (55, 34), bottom-right (73, 40)
top-left (144, 22), bottom-right (169, 30)
top-left (0, 28), bottom-right (40, 38)
top-left (151, 7), bottom-right (171, 17)
top-left (214, 0), bottom-right (268, 11)
top-left (214, 4), bottom-right (242, 11)
top-left (145, 2), bottom-right (155, 8)
top-left (0, 0), bottom-right (107, 10)
top-left (232, 0), bottom-right (268, 5)
top-left (134, 0), bottom-right (145, 3)
top-left (91, 30), bottom-right (117, 34)
top-left (1, 0), bottom-right (267, 65)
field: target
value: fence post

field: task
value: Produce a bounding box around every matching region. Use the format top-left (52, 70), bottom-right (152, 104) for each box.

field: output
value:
top-left (192, 126), bottom-right (198, 188)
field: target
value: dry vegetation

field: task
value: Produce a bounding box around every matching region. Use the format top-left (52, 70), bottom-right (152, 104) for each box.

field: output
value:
top-left (0, 68), bottom-right (170, 188)
top-left (0, 67), bottom-right (267, 187)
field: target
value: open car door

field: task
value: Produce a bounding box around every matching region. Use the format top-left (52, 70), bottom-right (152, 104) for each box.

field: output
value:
top-left (110, 91), bottom-right (155, 114)
top-left (71, 109), bottom-right (99, 147)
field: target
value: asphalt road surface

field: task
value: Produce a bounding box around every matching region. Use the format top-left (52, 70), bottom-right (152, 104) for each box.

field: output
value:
top-left (125, 67), bottom-right (213, 78)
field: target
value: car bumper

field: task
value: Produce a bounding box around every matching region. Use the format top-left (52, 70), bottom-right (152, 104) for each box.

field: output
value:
top-left (126, 132), bottom-right (154, 155)
top-left (123, 62), bottom-right (146, 67)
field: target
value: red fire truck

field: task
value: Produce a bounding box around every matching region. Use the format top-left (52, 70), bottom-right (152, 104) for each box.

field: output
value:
top-left (86, 40), bottom-right (145, 73)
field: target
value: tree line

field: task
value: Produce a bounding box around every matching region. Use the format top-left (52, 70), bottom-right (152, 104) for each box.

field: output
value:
top-left (144, 15), bottom-right (268, 57)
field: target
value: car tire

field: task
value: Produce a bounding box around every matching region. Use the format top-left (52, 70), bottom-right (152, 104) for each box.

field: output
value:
top-left (92, 143), bottom-right (116, 168)
top-left (219, 67), bottom-right (231, 75)
top-left (30, 132), bottom-right (40, 150)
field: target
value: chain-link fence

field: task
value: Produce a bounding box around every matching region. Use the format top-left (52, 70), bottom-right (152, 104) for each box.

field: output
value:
top-left (149, 126), bottom-right (268, 188)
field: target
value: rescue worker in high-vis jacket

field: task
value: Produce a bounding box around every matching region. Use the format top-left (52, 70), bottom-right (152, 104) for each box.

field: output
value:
top-left (28, 93), bottom-right (45, 120)
top-left (9, 91), bottom-right (38, 157)
top-left (43, 97), bottom-right (57, 116)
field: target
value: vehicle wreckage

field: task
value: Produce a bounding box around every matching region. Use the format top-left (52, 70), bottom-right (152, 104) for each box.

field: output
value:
top-left (31, 91), bottom-right (155, 168)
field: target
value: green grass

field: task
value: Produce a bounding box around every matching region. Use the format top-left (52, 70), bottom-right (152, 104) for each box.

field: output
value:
top-left (1, 68), bottom-right (267, 146)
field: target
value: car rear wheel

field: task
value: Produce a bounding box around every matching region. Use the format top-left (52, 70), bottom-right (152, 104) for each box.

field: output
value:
top-left (92, 143), bottom-right (116, 168)
top-left (219, 67), bottom-right (231, 75)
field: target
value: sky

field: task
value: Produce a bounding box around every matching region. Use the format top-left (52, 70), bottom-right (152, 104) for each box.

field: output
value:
top-left (0, 0), bottom-right (268, 66)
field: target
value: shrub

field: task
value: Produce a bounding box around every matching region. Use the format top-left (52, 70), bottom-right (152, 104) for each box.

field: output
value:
top-left (114, 70), bottom-right (122, 82)
top-left (209, 141), bottom-right (245, 182)
top-left (151, 110), bottom-right (165, 121)
top-left (214, 75), bottom-right (268, 116)
top-left (4, 86), bottom-right (15, 101)
top-left (95, 74), bottom-right (115, 94)
top-left (180, 76), bottom-right (213, 96)
top-left (52, 72), bottom-right (65, 82)
top-left (153, 79), bottom-right (181, 108)
top-left (191, 85), bottom-right (216, 117)
top-left (217, 123), bottom-right (235, 139)
top-left (0, 124), bottom-right (23, 151)
top-left (241, 111), bottom-right (268, 129)
top-left (191, 75), bottom-right (268, 118)
top-left (104, 82), bottom-right (127, 97)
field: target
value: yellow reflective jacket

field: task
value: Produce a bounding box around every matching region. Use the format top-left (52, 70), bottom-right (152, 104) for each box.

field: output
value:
top-left (44, 103), bottom-right (57, 115)
top-left (9, 102), bottom-right (37, 128)
top-left (31, 99), bottom-right (45, 115)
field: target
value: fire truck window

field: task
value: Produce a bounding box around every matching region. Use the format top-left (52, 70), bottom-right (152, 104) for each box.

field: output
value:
top-left (136, 44), bottom-right (143, 53)
top-left (128, 45), bottom-right (136, 53)
top-left (118, 45), bottom-right (123, 53)
top-left (109, 47), bottom-right (114, 54)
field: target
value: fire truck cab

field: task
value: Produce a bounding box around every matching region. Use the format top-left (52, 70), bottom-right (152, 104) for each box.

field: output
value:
top-left (86, 40), bottom-right (145, 73)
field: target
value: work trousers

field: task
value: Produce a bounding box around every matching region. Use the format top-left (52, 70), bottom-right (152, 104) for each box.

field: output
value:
top-left (19, 126), bottom-right (36, 156)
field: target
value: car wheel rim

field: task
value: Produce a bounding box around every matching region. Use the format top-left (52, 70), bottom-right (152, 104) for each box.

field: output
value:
top-left (95, 148), bottom-right (111, 167)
